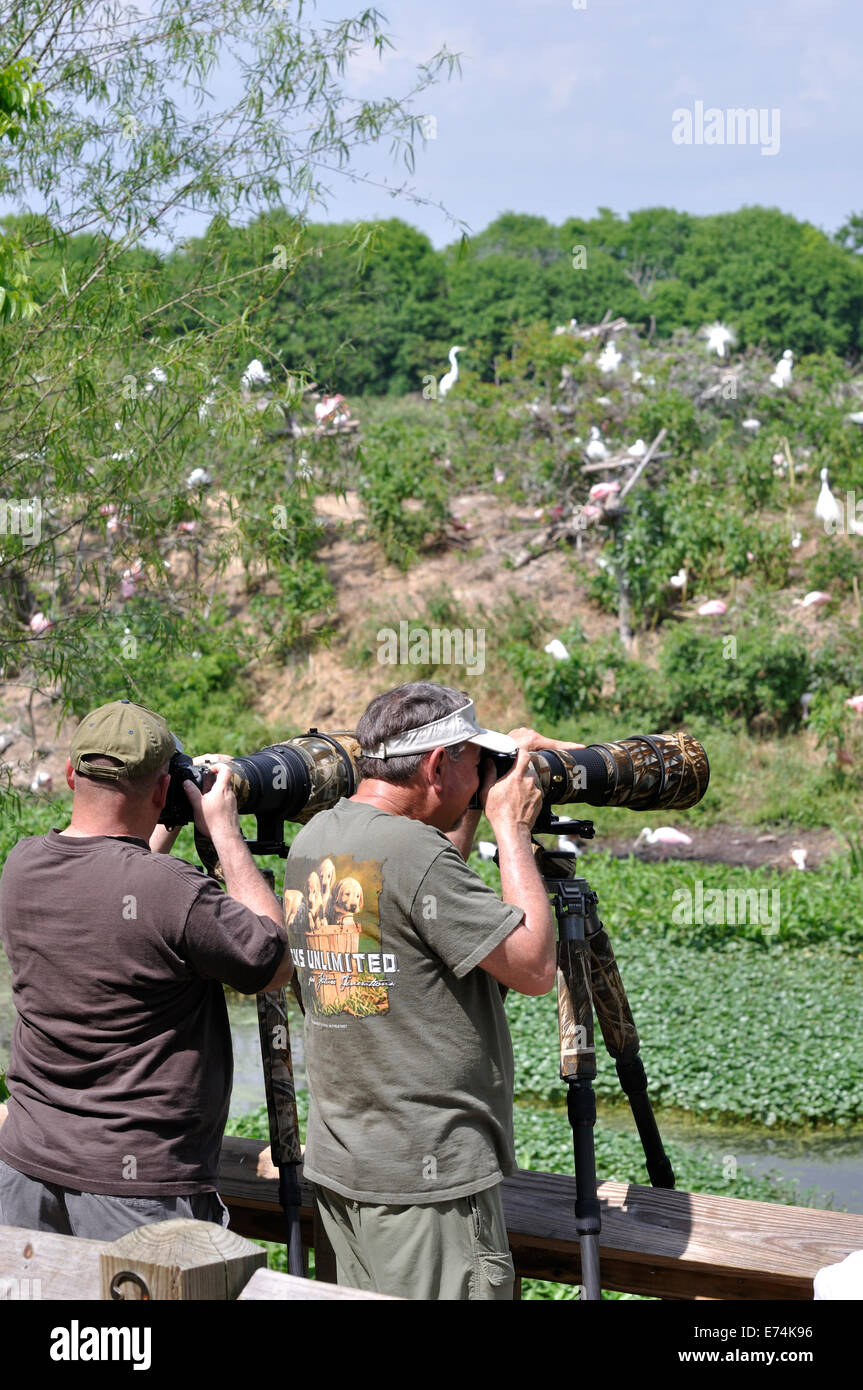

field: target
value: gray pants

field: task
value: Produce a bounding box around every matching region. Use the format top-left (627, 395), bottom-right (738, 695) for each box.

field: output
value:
top-left (0, 1158), bottom-right (229, 1241)
top-left (315, 1182), bottom-right (515, 1300)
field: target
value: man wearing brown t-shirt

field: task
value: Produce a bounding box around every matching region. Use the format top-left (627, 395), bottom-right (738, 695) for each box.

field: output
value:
top-left (0, 699), bottom-right (290, 1239)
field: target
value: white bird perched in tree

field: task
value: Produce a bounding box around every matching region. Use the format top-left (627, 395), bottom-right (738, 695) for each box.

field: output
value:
top-left (544, 639), bottom-right (570, 661)
top-left (187, 467), bottom-right (212, 490)
top-left (597, 340), bottom-right (622, 373)
top-left (145, 365), bottom-right (167, 393)
top-left (585, 426), bottom-right (609, 462)
top-left (627, 438), bottom-right (647, 457)
top-left (769, 349), bottom-right (794, 389)
top-left (636, 826), bottom-right (693, 846)
top-left (242, 358), bottom-right (271, 390)
top-left (438, 346), bottom-right (464, 398)
top-left (477, 841), bottom-right (497, 860)
top-left (815, 467), bottom-right (841, 529)
top-left (701, 321), bottom-right (736, 358)
top-left (669, 567), bottom-right (687, 593)
top-left (741, 418), bottom-right (761, 433)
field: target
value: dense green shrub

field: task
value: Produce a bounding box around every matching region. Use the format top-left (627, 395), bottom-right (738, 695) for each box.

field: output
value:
top-left (356, 417), bottom-right (451, 567)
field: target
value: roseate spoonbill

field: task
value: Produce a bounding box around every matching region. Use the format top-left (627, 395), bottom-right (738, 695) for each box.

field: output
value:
top-left (697, 599), bottom-right (727, 616)
top-left (588, 481), bottom-right (619, 504)
top-left (845, 695), bottom-right (863, 714)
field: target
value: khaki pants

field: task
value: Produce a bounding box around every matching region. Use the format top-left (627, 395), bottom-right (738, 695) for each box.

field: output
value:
top-left (315, 1182), bottom-right (515, 1301)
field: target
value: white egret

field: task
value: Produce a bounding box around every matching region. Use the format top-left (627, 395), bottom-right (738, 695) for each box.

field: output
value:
top-left (544, 639), bottom-right (570, 661)
top-left (585, 426), bottom-right (609, 462)
top-left (597, 340), bottom-right (622, 373)
top-left (769, 349), bottom-right (793, 389)
top-left (815, 468), bottom-right (841, 529)
top-left (636, 826), bottom-right (693, 846)
top-left (438, 346), bottom-right (464, 398)
top-left (701, 321), bottom-right (736, 358)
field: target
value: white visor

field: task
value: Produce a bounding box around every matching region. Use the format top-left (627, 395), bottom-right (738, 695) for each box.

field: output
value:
top-left (361, 699), bottom-right (517, 760)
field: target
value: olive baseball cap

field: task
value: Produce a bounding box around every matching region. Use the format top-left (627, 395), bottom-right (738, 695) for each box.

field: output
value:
top-left (70, 699), bottom-right (178, 781)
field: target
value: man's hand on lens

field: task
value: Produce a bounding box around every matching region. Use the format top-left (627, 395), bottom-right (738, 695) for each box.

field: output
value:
top-left (482, 748), bottom-right (543, 834)
top-left (183, 762), bottom-right (241, 841)
top-left (506, 727), bottom-right (585, 752)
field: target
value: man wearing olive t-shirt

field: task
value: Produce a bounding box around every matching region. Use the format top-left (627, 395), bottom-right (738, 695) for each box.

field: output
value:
top-left (283, 682), bottom-right (568, 1300)
top-left (0, 699), bottom-right (291, 1239)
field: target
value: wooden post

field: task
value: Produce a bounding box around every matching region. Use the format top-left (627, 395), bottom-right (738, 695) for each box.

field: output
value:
top-left (98, 1218), bottom-right (265, 1301)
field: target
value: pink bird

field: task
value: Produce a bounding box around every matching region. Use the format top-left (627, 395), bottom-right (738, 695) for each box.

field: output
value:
top-left (697, 600), bottom-right (727, 616)
top-left (315, 394), bottom-right (350, 425)
top-left (100, 503), bottom-right (118, 516)
top-left (588, 481), bottom-right (620, 504)
top-left (29, 612), bottom-right (53, 634)
top-left (795, 591), bottom-right (831, 608)
top-left (845, 695), bottom-right (863, 714)
top-left (636, 826), bottom-right (693, 846)
top-left (582, 503), bottom-right (603, 522)
top-left (120, 560), bottom-right (144, 600)
top-left (176, 520), bottom-right (198, 534)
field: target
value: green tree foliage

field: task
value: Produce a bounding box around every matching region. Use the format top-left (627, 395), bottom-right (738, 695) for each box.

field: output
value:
top-left (0, 1), bottom-right (459, 730)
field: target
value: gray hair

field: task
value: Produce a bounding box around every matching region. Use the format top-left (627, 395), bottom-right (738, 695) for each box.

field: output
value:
top-left (356, 682), bottom-right (469, 786)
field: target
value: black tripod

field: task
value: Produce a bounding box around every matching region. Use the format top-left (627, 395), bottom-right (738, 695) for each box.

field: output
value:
top-left (532, 814), bottom-right (675, 1300)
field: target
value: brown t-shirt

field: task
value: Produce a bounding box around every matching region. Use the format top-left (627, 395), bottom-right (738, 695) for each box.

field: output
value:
top-left (0, 829), bottom-right (286, 1195)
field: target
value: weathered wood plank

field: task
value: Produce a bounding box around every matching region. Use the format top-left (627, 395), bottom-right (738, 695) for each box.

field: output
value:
top-left (238, 1267), bottom-right (396, 1300)
top-left (0, 1226), bottom-right (108, 1299)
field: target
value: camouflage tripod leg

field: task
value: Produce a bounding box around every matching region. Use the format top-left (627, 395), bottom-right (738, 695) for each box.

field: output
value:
top-left (256, 987), bottom-right (305, 1277)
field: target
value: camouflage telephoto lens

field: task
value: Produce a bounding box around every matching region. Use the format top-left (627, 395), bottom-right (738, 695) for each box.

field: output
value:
top-left (530, 732), bottom-right (709, 812)
top-left (229, 732), bottom-right (362, 822)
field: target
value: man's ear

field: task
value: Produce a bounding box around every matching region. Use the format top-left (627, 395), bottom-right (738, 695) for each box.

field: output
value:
top-left (65, 758), bottom-right (75, 791)
top-left (153, 770), bottom-right (171, 812)
top-left (424, 746), bottom-right (447, 787)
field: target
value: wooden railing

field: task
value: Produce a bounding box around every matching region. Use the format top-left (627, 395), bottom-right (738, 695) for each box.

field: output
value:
top-left (2, 1129), bottom-right (862, 1298)
top-left (219, 1136), bottom-right (863, 1300)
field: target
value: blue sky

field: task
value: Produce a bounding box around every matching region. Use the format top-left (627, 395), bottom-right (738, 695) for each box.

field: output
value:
top-left (296, 0), bottom-right (863, 247)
